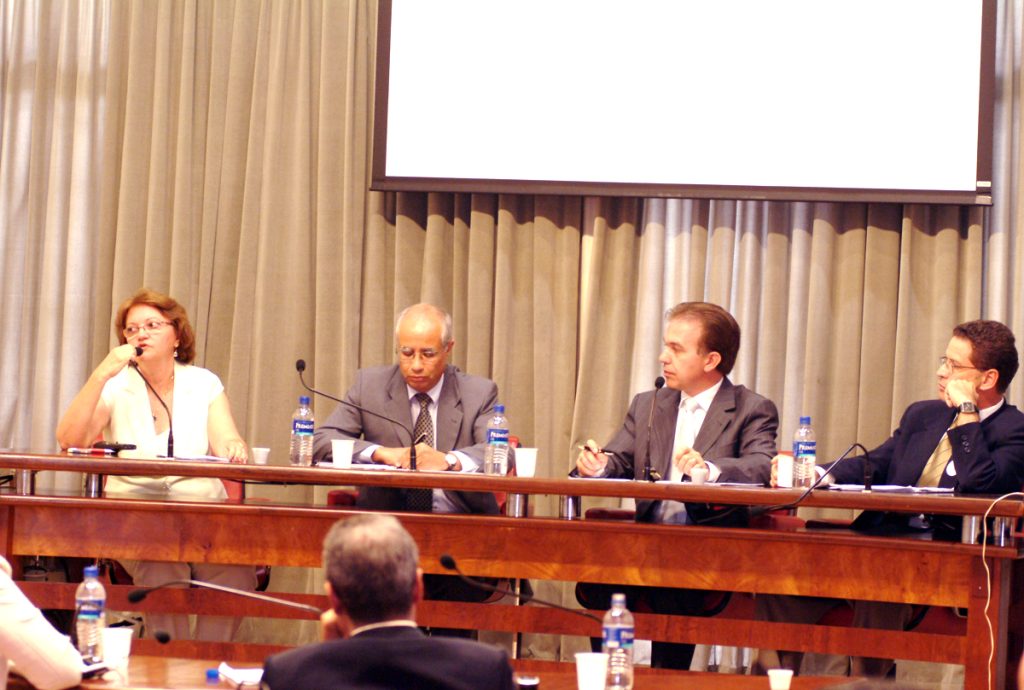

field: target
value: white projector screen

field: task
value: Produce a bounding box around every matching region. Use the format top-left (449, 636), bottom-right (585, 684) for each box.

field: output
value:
top-left (372, 0), bottom-right (995, 204)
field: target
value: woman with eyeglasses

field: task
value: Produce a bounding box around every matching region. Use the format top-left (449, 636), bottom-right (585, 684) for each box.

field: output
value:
top-left (57, 287), bottom-right (255, 643)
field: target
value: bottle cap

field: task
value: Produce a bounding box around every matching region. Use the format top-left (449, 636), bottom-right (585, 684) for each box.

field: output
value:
top-left (206, 668), bottom-right (220, 683)
top-left (495, 404), bottom-right (505, 413)
top-left (83, 564), bottom-right (99, 578)
top-left (299, 395), bottom-right (311, 405)
top-left (799, 415), bottom-right (811, 425)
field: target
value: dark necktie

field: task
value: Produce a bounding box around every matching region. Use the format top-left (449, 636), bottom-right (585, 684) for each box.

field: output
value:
top-left (405, 393), bottom-right (434, 512)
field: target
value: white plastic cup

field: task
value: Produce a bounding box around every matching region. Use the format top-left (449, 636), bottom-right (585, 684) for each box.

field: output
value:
top-left (574, 652), bottom-right (608, 690)
top-left (690, 466), bottom-right (709, 485)
top-left (251, 447), bottom-right (270, 465)
top-left (331, 439), bottom-right (355, 468)
top-left (515, 448), bottom-right (538, 477)
top-left (776, 454), bottom-right (794, 488)
top-left (768, 668), bottom-right (794, 690)
top-left (102, 626), bottom-right (134, 670)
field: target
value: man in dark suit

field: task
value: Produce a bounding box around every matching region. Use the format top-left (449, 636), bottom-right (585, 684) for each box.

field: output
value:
top-left (755, 318), bottom-right (1024, 677)
top-left (312, 303), bottom-right (501, 632)
top-left (575, 301), bottom-right (779, 669)
top-left (261, 514), bottom-right (515, 690)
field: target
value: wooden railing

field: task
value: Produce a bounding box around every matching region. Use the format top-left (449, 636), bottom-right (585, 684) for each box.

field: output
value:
top-left (1, 452), bottom-right (1022, 687)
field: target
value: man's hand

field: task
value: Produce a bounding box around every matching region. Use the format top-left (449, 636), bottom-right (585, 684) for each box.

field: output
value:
top-left (672, 447), bottom-right (706, 477)
top-left (944, 378), bottom-right (979, 408)
top-left (575, 439), bottom-right (609, 477)
top-left (320, 609), bottom-right (345, 641)
top-left (768, 454), bottom-right (783, 488)
top-left (371, 446), bottom-right (408, 468)
top-left (410, 444), bottom-right (448, 471)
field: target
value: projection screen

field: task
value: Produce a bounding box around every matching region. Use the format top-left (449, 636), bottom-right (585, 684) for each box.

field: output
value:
top-left (372, 0), bottom-right (995, 204)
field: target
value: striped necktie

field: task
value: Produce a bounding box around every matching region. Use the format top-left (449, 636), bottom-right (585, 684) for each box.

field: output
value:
top-left (917, 430), bottom-right (952, 488)
top-left (405, 393), bottom-right (435, 512)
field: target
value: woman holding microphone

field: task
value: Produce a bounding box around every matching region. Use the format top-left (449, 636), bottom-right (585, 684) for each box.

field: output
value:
top-left (57, 288), bottom-right (255, 643)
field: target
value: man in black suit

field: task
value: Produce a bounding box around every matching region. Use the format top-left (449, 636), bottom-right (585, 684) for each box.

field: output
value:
top-left (575, 301), bottom-right (779, 669)
top-left (261, 514), bottom-right (515, 690)
top-left (755, 318), bottom-right (1024, 677)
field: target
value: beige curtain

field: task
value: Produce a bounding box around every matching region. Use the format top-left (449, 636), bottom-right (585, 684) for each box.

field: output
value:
top-left (3, 0), bottom-right (1024, 654)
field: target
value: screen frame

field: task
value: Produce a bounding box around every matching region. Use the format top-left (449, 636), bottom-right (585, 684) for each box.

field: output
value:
top-left (372, 0), bottom-right (996, 206)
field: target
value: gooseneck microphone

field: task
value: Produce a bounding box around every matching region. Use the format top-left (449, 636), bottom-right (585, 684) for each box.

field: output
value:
top-left (440, 554), bottom-right (601, 624)
top-left (642, 377), bottom-right (666, 482)
top-left (295, 359), bottom-right (422, 468)
top-left (750, 442), bottom-right (870, 518)
top-left (130, 360), bottom-right (174, 458)
top-left (128, 579), bottom-right (323, 615)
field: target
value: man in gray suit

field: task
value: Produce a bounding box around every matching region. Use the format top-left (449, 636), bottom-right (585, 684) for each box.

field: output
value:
top-left (312, 304), bottom-right (501, 633)
top-left (575, 301), bottom-right (779, 668)
top-left (313, 303), bottom-right (500, 515)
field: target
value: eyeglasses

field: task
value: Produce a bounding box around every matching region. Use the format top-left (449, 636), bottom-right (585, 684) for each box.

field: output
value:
top-left (124, 320), bottom-right (173, 338)
top-left (397, 346), bottom-right (443, 361)
top-left (938, 356), bottom-right (980, 373)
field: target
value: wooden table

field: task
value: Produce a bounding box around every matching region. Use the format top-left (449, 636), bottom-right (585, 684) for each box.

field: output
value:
top-left (2, 453), bottom-right (1022, 688)
top-left (8, 655), bottom-right (859, 689)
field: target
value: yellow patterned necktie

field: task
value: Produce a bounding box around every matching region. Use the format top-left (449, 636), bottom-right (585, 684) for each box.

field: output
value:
top-left (917, 430), bottom-right (953, 488)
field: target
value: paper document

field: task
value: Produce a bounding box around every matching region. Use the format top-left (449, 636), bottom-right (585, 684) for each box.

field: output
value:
top-left (218, 662), bottom-right (263, 686)
top-left (825, 484), bottom-right (953, 493)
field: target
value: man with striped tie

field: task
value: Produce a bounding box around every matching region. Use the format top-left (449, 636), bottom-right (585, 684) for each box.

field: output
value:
top-left (312, 303), bottom-right (503, 636)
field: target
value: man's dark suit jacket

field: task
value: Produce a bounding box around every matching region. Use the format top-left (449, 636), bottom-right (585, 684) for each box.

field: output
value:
top-left (601, 378), bottom-right (779, 523)
top-left (312, 364), bottom-right (499, 514)
top-left (261, 625), bottom-right (515, 690)
top-left (831, 399), bottom-right (1024, 491)
top-left (829, 399), bottom-right (1024, 534)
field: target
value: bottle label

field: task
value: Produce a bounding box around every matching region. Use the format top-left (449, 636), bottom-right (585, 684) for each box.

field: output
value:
top-left (487, 428), bottom-right (509, 445)
top-left (794, 440), bottom-right (816, 458)
top-left (602, 625), bottom-right (634, 650)
top-left (293, 419), bottom-right (315, 435)
top-left (75, 603), bottom-right (105, 619)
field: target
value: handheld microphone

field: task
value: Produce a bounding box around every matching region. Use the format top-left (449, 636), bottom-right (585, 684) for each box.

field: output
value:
top-left (129, 362), bottom-right (174, 457)
top-left (127, 579), bottom-right (323, 616)
top-left (642, 377), bottom-right (666, 482)
top-left (440, 554), bottom-right (601, 625)
top-left (295, 360), bottom-right (423, 466)
top-left (134, 346), bottom-right (143, 357)
top-left (750, 442), bottom-right (870, 518)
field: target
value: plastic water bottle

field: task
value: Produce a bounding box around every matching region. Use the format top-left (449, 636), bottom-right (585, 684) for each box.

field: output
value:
top-left (74, 564), bottom-right (106, 663)
top-left (483, 404), bottom-right (510, 475)
top-left (602, 593), bottom-right (634, 690)
top-left (793, 415), bottom-right (817, 488)
top-left (289, 395), bottom-right (315, 466)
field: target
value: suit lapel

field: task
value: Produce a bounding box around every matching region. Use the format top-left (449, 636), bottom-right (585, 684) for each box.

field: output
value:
top-left (384, 368), bottom-right (415, 445)
top-left (694, 379), bottom-right (735, 455)
top-left (434, 367), bottom-right (462, 452)
top-left (651, 389), bottom-right (680, 478)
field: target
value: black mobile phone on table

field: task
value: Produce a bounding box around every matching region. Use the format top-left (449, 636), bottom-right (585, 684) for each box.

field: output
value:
top-left (92, 442), bottom-right (137, 452)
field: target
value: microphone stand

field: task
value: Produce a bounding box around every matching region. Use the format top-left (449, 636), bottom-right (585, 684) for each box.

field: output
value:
top-left (642, 377), bottom-right (665, 482)
top-left (128, 579), bottom-right (323, 616)
top-left (295, 359), bottom-right (420, 468)
top-left (750, 442), bottom-right (870, 518)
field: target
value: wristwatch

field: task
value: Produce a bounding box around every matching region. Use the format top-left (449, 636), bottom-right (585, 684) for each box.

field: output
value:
top-left (444, 453), bottom-right (458, 470)
top-left (956, 401), bottom-right (979, 415)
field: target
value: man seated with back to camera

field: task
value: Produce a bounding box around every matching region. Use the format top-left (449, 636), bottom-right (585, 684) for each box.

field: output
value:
top-left (261, 514), bottom-right (515, 690)
top-left (312, 303), bottom-right (504, 637)
top-left (753, 319), bottom-right (1024, 677)
top-left (574, 302), bottom-right (779, 669)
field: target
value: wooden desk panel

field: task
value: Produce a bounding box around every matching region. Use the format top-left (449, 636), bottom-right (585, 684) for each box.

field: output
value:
top-left (1, 452), bottom-right (1020, 689)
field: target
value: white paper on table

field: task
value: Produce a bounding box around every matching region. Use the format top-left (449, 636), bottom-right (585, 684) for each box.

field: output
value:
top-left (218, 662), bottom-right (263, 686)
